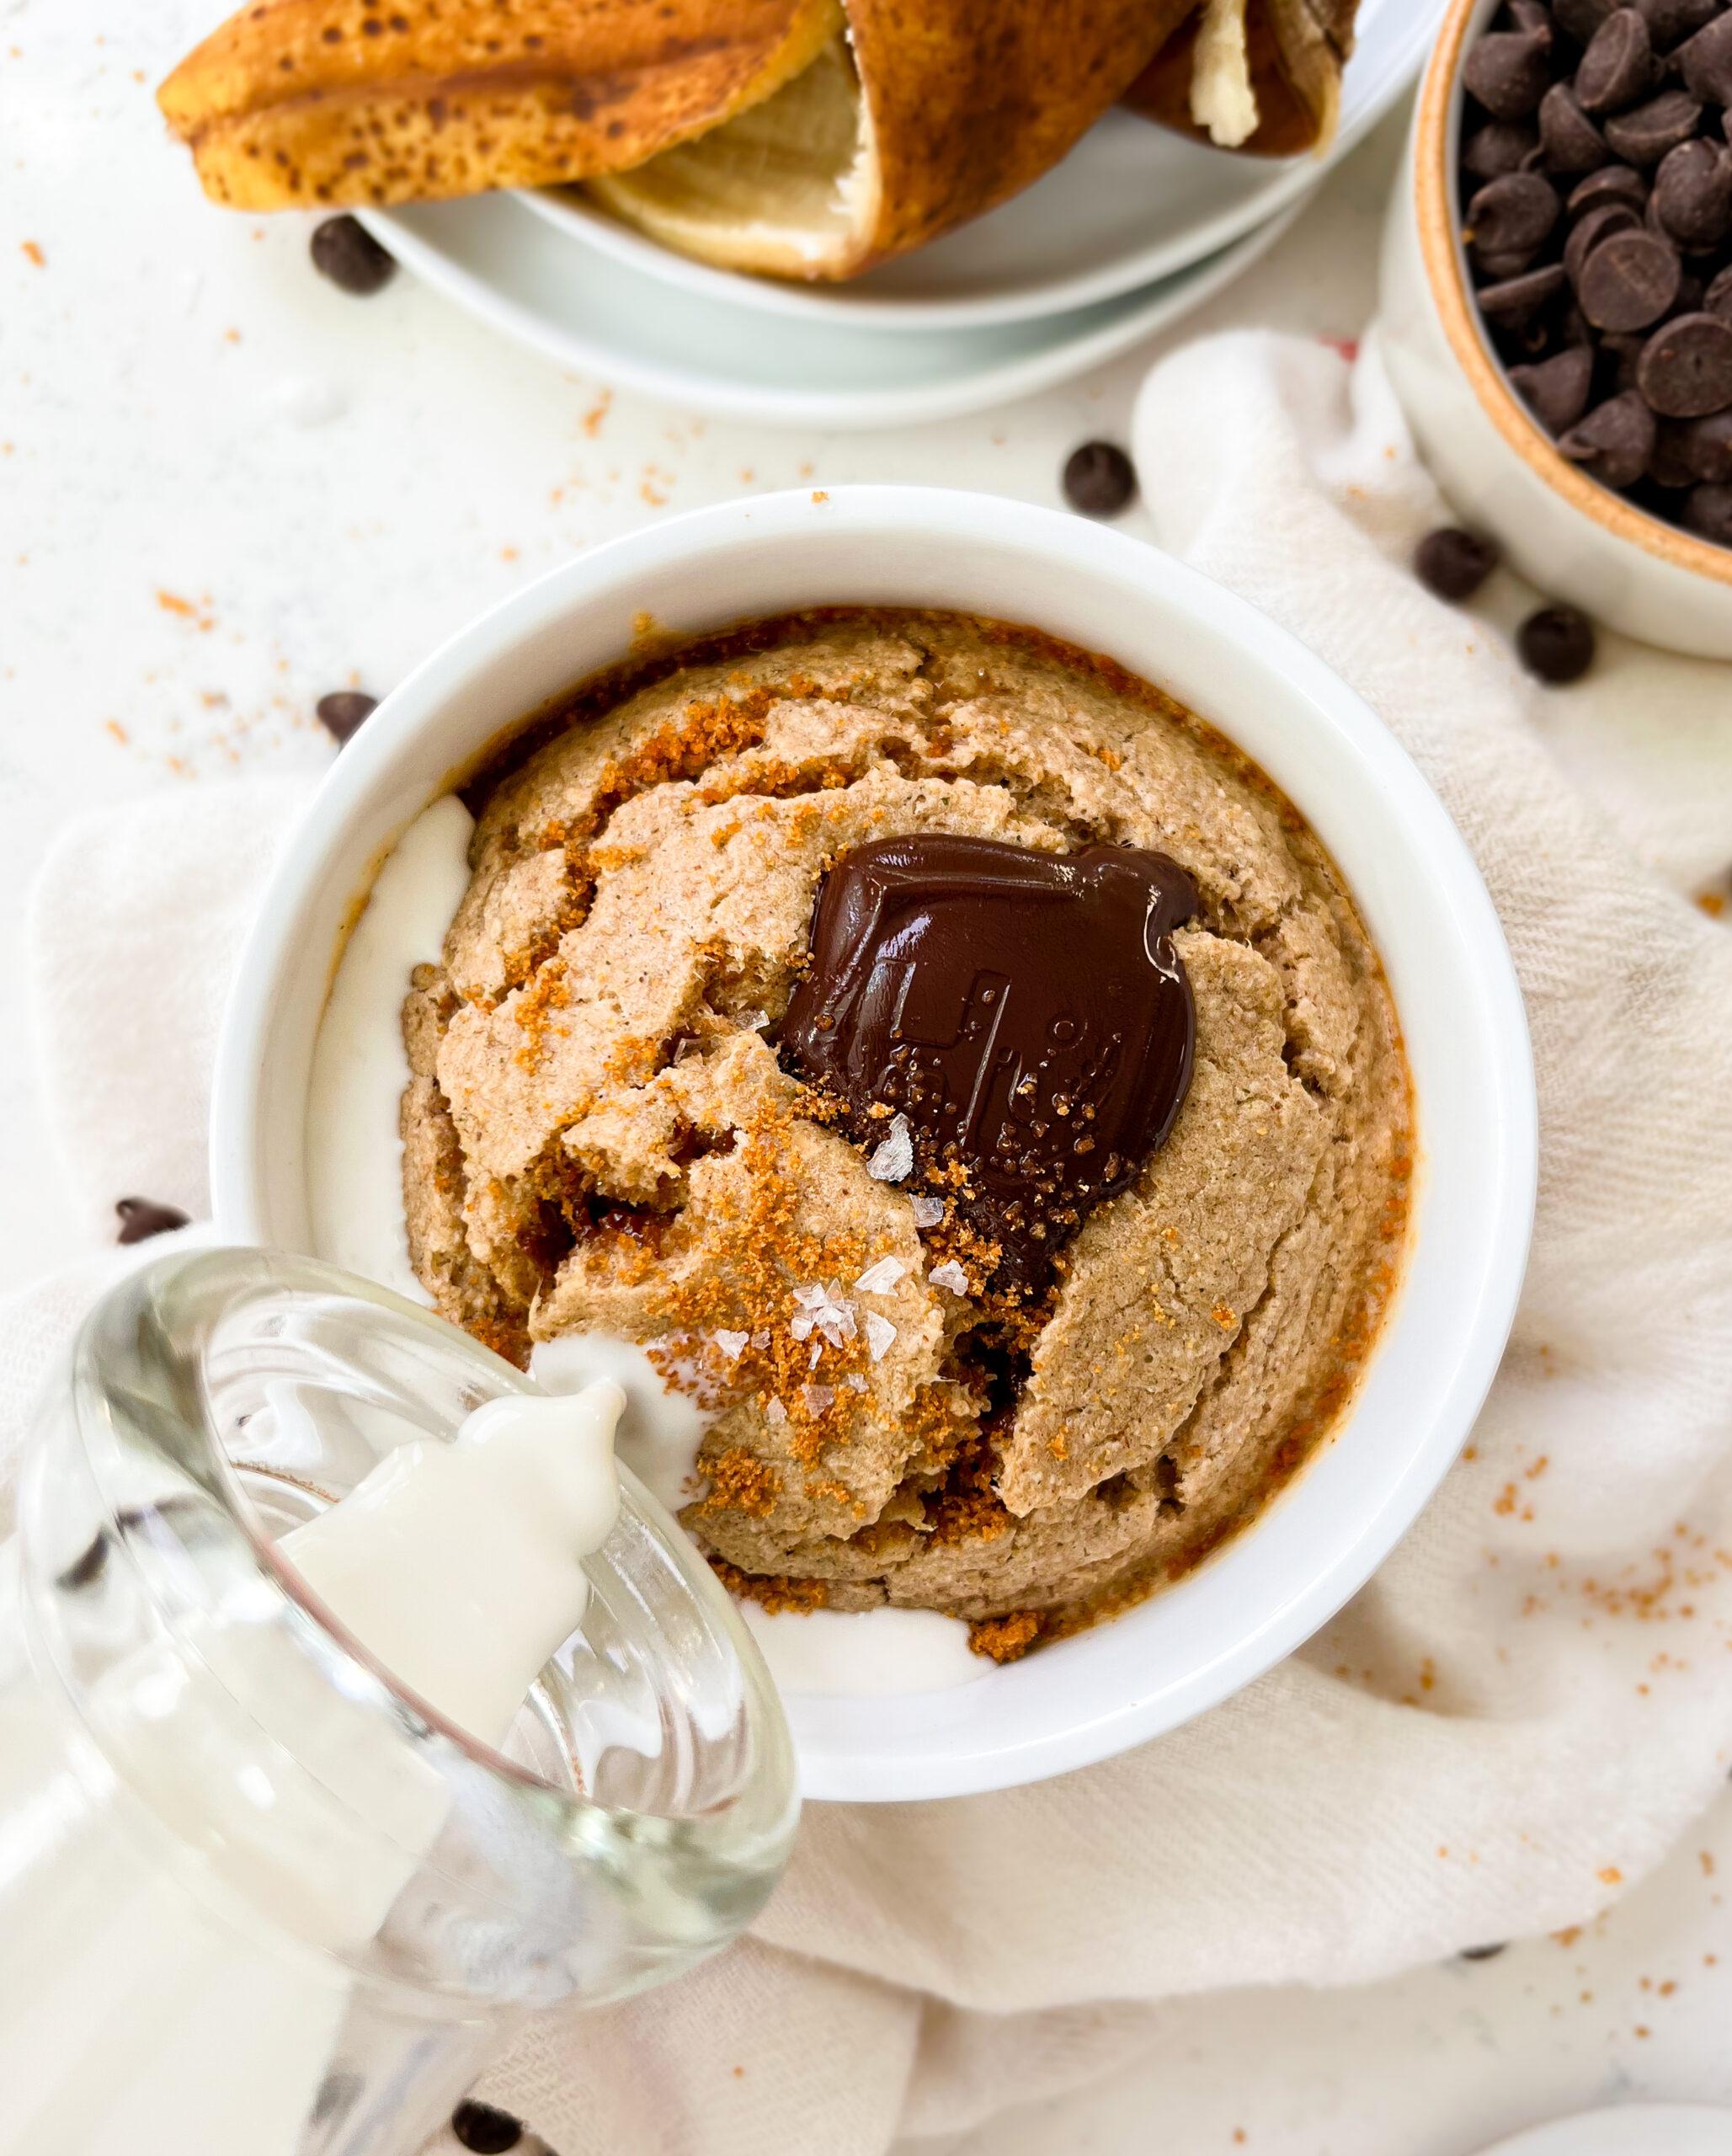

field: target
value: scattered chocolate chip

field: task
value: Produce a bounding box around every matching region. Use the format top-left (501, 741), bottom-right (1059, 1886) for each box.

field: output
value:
top-left (1565, 199), bottom-right (1644, 284)
top-left (1639, 0), bottom-right (1722, 46)
top-left (1479, 246), bottom-right (1547, 284)
top-left (1680, 405), bottom-right (1732, 477)
top-left (1567, 163), bottom-right (1649, 217)
top-left (1604, 88), bottom-right (1704, 166)
top-left (1465, 28), bottom-right (1555, 117)
top-left (1707, 262), bottom-right (1732, 319)
top-left (1511, 341), bottom-right (1598, 430)
top-left (1469, 171), bottom-right (1564, 258)
top-left (1459, 1941), bottom-right (1510, 1961)
top-left (310, 215), bottom-right (397, 296)
top-left (1676, 10), bottom-right (1732, 104)
top-left (1637, 308), bottom-right (1732, 412)
top-left (1479, 262), bottom-right (1571, 318)
top-left (1577, 9), bottom-right (1662, 112)
top-left (115, 1196), bottom-right (189, 1244)
top-left (1062, 440), bottom-right (1137, 518)
top-left (1466, 118), bottom-right (1543, 179)
top-left (1541, 82), bottom-right (1611, 172)
top-left (1509, 311), bottom-right (1560, 358)
top-left (1415, 526), bottom-right (1501, 600)
top-left (1601, 326), bottom-right (1651, 388)
top-left (1559, 0), bottom-right (1624, 35)
top-left (1517, 603), bottom-right (1597, 680)
top-left (1648, 418), bottom-right (1702, 483)
top-left (1577, 225), bottom-right (1682, 325)
top-left (1653, 137), bottom-right (1732, 248)
top-left (1510, 0), bottom-right (1557, 36)
top-left (1560, 386), bottom-right (1658, 481)
top-left (1681, 479), bottom-right (1732, 538)
top-left (316, 690), bottom-right (379, 744)
top-left (450, 2103), bottom-right (523, 2154)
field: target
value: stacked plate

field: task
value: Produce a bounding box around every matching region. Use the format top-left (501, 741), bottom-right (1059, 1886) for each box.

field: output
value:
top-left (362, 0), bottom-right (1442, 430)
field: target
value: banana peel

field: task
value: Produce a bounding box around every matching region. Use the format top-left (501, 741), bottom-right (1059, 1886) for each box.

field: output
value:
top-left (589, 0), bottom-right (1175, 280)
top-left (844, 0), bottom-right (1180, 271)
top-left (1123, 0), bottom-right (1360, 158)
top-left (161, 0), bottom-right (1171, 281)
top-left (158, 0), bottom-right (842, 211)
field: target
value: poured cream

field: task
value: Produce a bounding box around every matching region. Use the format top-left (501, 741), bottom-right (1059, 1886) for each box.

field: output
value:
top-left (281, 1384), bottom-right (624, 1746)
top-left (743, 1603), bottom-right (983, 1695)
top-left (529, 1332), bottom-right (708, 1517)
top-left (307, 792), bottom-right (476, 1305)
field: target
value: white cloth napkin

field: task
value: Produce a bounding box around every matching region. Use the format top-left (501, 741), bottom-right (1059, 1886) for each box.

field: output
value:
top-left (9, 334), bottom-right (1732, 2156)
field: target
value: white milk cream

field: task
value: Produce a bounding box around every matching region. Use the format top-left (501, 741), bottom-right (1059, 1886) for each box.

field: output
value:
top-left (283, 1384), bottom-right (624, 1747)
top-left (0, 1383), bottom-right (625, 2154)
top-left (308, 792), bottom-right (476, 1305)
top-left (307, 796), bottom-right (984, 1699)
top-left (526, 1342), bottom-right (982, 1691)
top-left (743, 1603), bottom-right (983, 1694)
top-left (529, 1332), bottom-right (708, 1517)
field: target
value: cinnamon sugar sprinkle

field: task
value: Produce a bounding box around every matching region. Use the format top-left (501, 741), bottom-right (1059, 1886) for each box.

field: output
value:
top-left (708, 1560), bottom-right (829, 1615)
top-left (968, 1611), bottom-right (1042, 1662)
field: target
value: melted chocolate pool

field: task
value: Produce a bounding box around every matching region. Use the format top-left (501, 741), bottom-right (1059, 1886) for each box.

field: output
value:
top-left (780, 835), bottom-right (1198, 1288)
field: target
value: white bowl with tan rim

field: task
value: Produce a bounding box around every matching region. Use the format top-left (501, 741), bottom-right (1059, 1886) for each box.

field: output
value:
top-left (210, 486), bottom-right (1536, 1802)
top-left (1378, 0), bottom-right (1732, 659)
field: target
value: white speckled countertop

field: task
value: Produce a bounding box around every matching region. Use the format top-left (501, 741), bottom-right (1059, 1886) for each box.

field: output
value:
top-left (5, 6), bottom-right (1731, 2150)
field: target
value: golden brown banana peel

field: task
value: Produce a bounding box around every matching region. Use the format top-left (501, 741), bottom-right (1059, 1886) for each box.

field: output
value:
top-left (589, 0), bottom-right (1179, 281)
top-left (1124, 0), bottom-right (1358, 159)
top-left (841, 0), bottom-right (1178, 272)
top-left (158, 0), bottom-right (842, 211)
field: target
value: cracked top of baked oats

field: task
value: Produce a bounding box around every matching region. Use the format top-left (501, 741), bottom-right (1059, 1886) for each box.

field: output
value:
top-left (398, 608), bottom-right (1411, 1649)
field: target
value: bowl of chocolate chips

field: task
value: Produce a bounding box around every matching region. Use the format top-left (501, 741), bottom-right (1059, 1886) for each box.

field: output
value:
top-left (1381, 0), bottom-right (1732, 658)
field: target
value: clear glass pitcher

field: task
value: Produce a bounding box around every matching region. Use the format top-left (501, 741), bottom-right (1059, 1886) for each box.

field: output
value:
top-left (0, 1248), bottom-right (799, 2154)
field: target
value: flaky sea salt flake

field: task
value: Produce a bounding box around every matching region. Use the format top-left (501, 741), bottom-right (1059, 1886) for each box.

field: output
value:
top-left (802, 1383), bottom-right (836, 1415)
top-left (866, 1113), bottom-right (914, 1184)
top-left (865, 1311), bottom-right (898, 1363)
top-left (854, 1256), bottom-right (907, 1294)
top-left (713, 1328), bottom-right (749, 1361)
top-left (791, 1280), bottom-right (856, 1350)
top-left (765, 1397), bottom-right (788, 1426)
top-left (930, 1259), bottom-right (970, 1295)
top-left (910, 1193), bottom-right (946, 1229)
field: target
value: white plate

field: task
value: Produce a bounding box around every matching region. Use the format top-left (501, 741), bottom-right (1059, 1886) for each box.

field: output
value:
top-left (513, 0), bottom-right (1441, 330)
top-left (1474, 2110), bottom-right (1732, 2156)
top-left (364, 191), bottom-right (1302, 431)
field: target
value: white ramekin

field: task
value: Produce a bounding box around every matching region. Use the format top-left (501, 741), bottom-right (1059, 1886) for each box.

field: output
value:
top-left (1379, 0), bottom-right (1732, 659)
top-left (211, 487), bottom-right (1537, 1803)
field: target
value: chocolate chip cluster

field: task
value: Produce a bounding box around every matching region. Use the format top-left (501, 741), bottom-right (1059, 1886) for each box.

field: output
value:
top-left (1458, 0), bottom-right (1732, 547)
